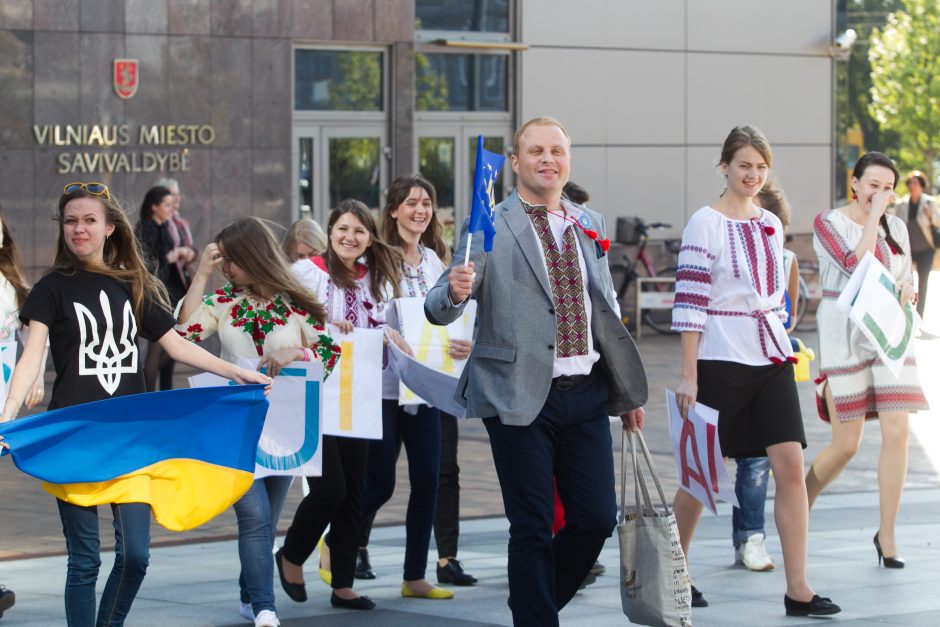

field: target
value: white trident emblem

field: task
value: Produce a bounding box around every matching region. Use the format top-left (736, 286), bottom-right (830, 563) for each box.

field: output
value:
top-left (75, 291), bottom-right (138, 395)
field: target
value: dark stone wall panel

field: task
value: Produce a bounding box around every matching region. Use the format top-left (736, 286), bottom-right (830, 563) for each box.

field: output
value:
top-left (211, 0), bottom-right (252, 36)
top-left (210, 37), bottom-right (252, 148)
top-left (168, 36), bottom-right (211, 124)
top-left (126, 0), bottom-right (167, 34)
top-left (124, 34), bottom-right (169, 128)
top-left (0, 150), bottom-right (35, 272)
top-left (252, 0), bottom-right (291, 38)
top-left (34, 31), bottom-right (80, 124)
top-left (168, 0), bottom-right (210, 35)
top-left (0, 1), bottom-right (32, 30)
top-left (31, 150), bottom-right (72, 278)
top-left (251, 38), bottom-right (290, 148)
top-left (80, 33), bottom-right (124, 125)
top-left (290, 0), bottom-right (332, 40)
top-left (251, 148), bottom-right (290, 224)
top-left (79, 0), bottom-right (124, 33)
top-left (0, 31), bottom-right (34, 149)
top-left (173, 147), bottom-right (213, 250)
top-left (375, 0), bottom-right (412, 42)
top-left (34, 0), bottom-right (79, 31)
top-left (210, 148), bottom-right (253, 234)
top-left (334, 0), bottom-right (374, 42)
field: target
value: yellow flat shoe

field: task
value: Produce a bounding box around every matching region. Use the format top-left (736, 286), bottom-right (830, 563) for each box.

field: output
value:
top-left (401, 582), bottom-right (454, 600)
top-left (317, 537), bottom-right (332, 586)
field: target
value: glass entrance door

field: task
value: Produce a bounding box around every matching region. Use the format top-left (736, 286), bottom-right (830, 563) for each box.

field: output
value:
top-left (417, 124), bottom-right (511, 248)
top-left (293, 123), bottom-right (388, 225)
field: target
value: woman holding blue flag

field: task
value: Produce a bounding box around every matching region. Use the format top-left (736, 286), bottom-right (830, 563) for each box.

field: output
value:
top-left (0, 183), bottom-right (270, 627)
top-left (176, 217), bottom-right (340, 627)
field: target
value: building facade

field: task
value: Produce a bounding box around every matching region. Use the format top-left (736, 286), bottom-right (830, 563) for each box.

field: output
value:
top-left (0, 0), bottom-right (834, 278)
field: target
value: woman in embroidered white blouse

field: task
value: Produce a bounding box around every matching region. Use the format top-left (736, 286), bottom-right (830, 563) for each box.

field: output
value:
top-left (670, 126), bottom-right (839, 618)
top-left (176, 217), bottom-right (339, 627)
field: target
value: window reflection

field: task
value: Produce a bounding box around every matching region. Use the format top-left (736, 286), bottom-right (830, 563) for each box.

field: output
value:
top-left (329, 137), bottom-right (381, 210)
top-left (295, 50), bottom-right (383, 111)
top-left (419, 137), bottom-right (457, 244)
top-left (416, 54), bottom-right (508, 112)
top-left (415, 0), bottom-right (509, 32)
top-left (298, 137), bottom-right (313, 213)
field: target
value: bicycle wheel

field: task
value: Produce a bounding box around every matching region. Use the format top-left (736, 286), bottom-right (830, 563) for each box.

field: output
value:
top-left (794, 275), bottom-right (816, 332)
top-left (641, 266), bottom-right (678, 335)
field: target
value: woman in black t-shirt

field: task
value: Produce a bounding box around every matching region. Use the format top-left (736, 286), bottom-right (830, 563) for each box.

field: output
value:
top-left (0, 182), bottom-right (270, 627)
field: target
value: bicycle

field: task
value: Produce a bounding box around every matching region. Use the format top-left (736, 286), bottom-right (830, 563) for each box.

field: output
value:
top-left (607, 216), bottom-right (680, 335)
top-left (794, 260), bottom-right (819, 332)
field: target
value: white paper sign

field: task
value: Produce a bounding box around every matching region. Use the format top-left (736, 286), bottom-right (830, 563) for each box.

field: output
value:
top-left (386, 337), bottom-right (466, 418)
top-left (392, 297), bottom-right (476, 406)
top-left (189, 360), bottom-right (324, 478)
top-left (321, 326), bottom-right (383, 439)
top-left (0, 341), bottom-right (16, 404)
top-left (666, 389), bottom-right (739, 515)
top-left (837, 252), bottom-right (917, 378)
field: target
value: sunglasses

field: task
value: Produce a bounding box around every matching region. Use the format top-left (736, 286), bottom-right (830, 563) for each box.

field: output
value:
top-left (64, 182), bottom-right (111, 200)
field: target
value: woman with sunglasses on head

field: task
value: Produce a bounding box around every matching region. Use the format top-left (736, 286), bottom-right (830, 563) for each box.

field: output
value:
top-left (0, 182), bottom-right (270, 627)
top-left (806, 152), bottom-right (927, 569)
top-left (352, 175), bottom-right (469, 597)
top-left (277, 199), bottom-right (404, 611)
top-left (283, 217), bottom-right (328, 262)
top-left (671, 127), bottom-right (839, 618)
top-left (176, 217), bottom-right (339, 627)
top-left (137, 185), bottom-right (194, 392)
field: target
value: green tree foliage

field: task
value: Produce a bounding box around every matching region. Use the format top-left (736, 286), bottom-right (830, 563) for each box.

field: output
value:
top-left (869, 0), bottom-right (940, 185)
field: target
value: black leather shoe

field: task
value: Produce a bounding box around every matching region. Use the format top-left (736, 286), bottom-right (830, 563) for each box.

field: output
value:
top-left (874, 532), bottom-right (905, 568)
top-left (690, 585), bottom-right (708, 608)
top-left (330, 592), bottom-right (376, 610)
top-left (275, 549), bottom-right (307, 603)
top-left (0, 586), bottom-right (15, 619)
top-left (784, 594), bottom-right (841, 617)
top-left (436, 558), bottom-right (477, 586)
top-left (355, 548), bottom-right (377, 580)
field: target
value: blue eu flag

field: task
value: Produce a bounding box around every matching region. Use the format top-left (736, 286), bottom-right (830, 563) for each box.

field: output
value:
top-left (468, 135), bottom-right (506, 252)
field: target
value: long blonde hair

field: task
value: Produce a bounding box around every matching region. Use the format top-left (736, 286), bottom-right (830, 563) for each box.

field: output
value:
top-left (283, 217), bottom-right (328, 260)
top-left (216, 217), bottom-right (327, 324)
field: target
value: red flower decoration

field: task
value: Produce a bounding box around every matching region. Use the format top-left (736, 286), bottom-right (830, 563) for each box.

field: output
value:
top-left (598, 238), bottom-right (611, 252)
top-left (763, 226), bottom-right (775, 236)
top-left (545, 211), bottom-right (610, 254)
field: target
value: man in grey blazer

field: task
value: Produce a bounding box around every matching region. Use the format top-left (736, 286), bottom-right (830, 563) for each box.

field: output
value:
top-left (425, 117), bottom-right (648, 626)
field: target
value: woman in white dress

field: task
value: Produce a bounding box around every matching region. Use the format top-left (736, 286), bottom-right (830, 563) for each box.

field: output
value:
top-left (806, 151), bottom-right (927, 569)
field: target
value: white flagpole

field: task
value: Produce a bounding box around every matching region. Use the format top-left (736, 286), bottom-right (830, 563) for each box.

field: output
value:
top-left (463, 232), bottom-right (472, 267)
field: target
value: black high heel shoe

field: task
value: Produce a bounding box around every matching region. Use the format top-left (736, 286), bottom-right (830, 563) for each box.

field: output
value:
top-left (873, 532), bottom-right (905, 568)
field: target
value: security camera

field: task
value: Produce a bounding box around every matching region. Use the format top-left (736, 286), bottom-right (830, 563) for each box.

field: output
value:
top-left (834, 29), bottom-right (857, 50)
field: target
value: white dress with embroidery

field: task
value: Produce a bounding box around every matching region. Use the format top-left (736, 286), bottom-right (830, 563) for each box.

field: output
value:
top-left (290, 257), bottom-right (390, 329)
top-left (813, 209), bottom-right (927, 421)
top-left (175, 284), bottom-right (340, 371)
top-left (672, 206), bottom-right (791, 365)
top-left (0, 276), bottom-right (19, 343)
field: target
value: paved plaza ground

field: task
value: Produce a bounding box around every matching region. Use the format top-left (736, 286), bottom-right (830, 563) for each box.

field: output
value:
top-left (1, 289), bottom-right (939, 625)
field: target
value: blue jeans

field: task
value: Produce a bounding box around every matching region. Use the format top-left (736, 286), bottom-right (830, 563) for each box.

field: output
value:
top-left (732, 457), bottom-right (771, 547)
top-left (56, 499), bottom-right (151, 627)
top-left (361, 400), bottom-right (441, 580)
top-left (233, 476), bottom-right (293, 615)
top-left (484, 374), bottom-right (616, 627)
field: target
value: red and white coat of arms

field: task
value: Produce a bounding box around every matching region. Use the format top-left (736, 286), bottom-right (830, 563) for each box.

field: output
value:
top-left (113, 59), bottom-right (139, 99)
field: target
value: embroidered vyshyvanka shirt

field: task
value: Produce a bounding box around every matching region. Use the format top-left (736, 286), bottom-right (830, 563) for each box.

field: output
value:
top-left (175, 283), bottom-right (340, 373)
top-left (290, 257), bottom-right (390, 330)
top-left (672, 206), bottom-right (792, 365)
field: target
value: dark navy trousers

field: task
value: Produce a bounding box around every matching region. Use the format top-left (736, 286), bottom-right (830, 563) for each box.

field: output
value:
top-left (484, 373), bottom-right (617, 627)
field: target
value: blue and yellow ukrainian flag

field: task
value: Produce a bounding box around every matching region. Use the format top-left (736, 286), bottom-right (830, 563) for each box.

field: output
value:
top-left (0, 385), bottom-right (268, 531)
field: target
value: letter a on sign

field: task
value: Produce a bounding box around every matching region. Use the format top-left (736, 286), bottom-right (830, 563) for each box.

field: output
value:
top-left (114, 59), bottom-right (139, 99)
top-left (665, 389), bottom-right (739, 515)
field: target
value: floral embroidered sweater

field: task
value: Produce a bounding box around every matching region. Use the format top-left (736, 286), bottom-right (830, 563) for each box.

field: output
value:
top-left (175, 283), bottom-right (340, 374)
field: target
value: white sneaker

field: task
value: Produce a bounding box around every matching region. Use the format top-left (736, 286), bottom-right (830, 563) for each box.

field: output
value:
top-left (238, 602), bottom-right (254, 622)
top-left (741, 533), bottom-right (775, 571)
top-left (254, 609), bottom-right (280, 627)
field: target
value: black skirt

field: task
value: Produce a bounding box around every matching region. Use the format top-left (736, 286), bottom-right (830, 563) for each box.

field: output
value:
top-left (696, 360), bottom-right (806, 459)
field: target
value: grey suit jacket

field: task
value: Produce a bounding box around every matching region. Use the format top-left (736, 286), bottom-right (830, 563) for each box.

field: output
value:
top-left (425, 191), bottom-right (648, 426)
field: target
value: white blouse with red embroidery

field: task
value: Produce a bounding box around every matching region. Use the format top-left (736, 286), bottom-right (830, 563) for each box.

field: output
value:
top-left (672, 206), bottom-right (792, 366)
top-left (290, 256), bottom-right (390, 329)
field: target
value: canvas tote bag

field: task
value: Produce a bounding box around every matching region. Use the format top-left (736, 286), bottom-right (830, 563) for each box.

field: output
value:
top-left (618, 430), bottom-right (692, 627)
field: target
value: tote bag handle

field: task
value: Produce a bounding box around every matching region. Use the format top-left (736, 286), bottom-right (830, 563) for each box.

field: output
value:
top-left (620, 429), bottom-right (671, 520)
